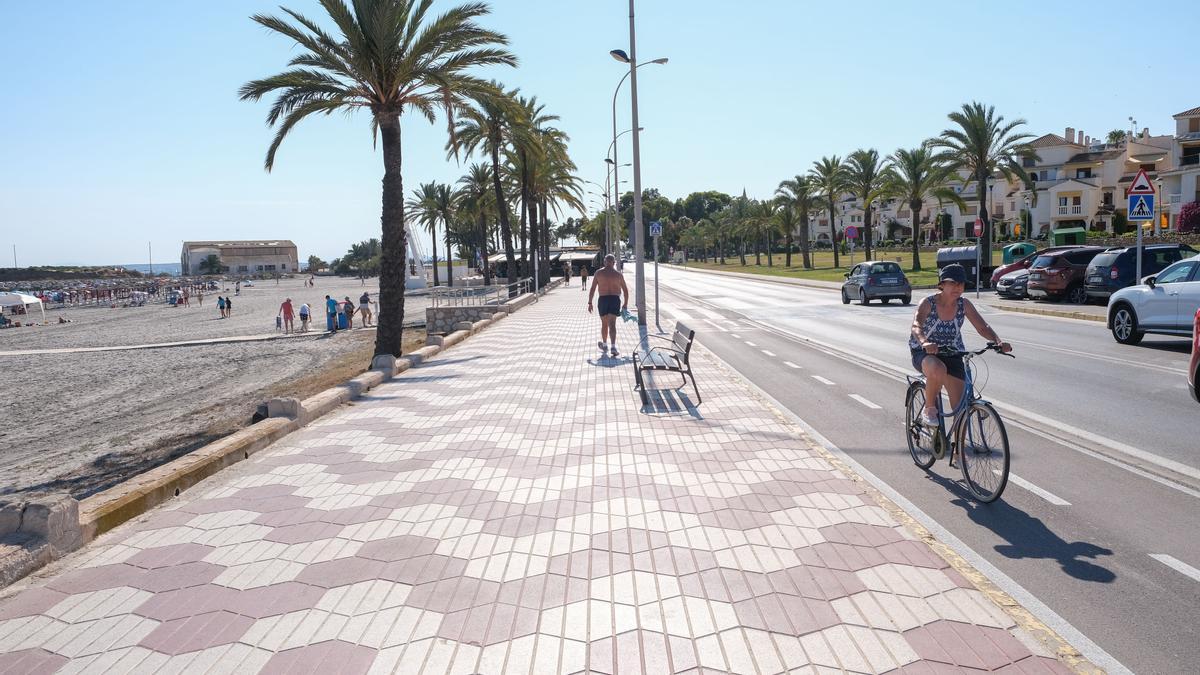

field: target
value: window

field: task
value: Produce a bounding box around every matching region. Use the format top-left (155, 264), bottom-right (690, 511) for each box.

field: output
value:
top-left (1155, 262), bottom-right (1196, 284)
top-left (870, 262), bottom-right (902, 274)
top-left (1190, 118), bottom-right (1200, 133)
top-left (965, 205), bottom-right (977, 215)
top-left (1103, 192), bottom-right (1113, 206)
top-left (238, 265), bottom-right (248, 273)
top-left (1075, 169), bottom-right (1092, 179)
top-left (256, 265), bottom-right (264, 271)
top-left (1030, 171), bottom-right (1040, 181)
top-left (1023, 157), bottom-right (1036, 168)
top-left (1072, 196), bottom-right (1081, 206)
top-left (1065, 250), bottom-right (1100, 265)
top-left (281, 263), bottom-right (288, 270)
top-left (1058, 197), bottom-right (1068, 207)
top-left (1031, 255), bottom-right (1055, 269)
top-left (265, 264), bottom-right (277, 271)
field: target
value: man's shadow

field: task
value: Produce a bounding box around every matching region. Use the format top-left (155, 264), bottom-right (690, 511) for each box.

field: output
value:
top-left (926, 472), bottom-right (1115, 582)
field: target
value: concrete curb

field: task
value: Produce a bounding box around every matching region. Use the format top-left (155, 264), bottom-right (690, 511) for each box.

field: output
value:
top-left (0, 285), bottom-right (547, 588)
top-left (994, 304), bottom-right (1106, 323)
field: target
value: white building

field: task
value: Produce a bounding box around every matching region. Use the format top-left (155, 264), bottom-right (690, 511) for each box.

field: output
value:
top-left (181, 240), bottom-right (299, 276)
top-left (1161, 105), bottom-right (1200, 229)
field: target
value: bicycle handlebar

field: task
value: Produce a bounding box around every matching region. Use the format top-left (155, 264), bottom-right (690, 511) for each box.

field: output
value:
top-left (932, 343), bottom-right (1016, 359)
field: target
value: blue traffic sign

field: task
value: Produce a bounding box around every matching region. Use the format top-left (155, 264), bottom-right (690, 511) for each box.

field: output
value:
top-left (649, 221), bottom-right (663, 237)
top-left (845, 225), bottom-right (858, 239)
top-left (1128, 194), bottom-right (1155, 221)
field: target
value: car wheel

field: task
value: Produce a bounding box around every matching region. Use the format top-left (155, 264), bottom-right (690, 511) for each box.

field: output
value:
top-left (1110, 305), bottom-right (1144, 345)
top-left (902, 295), bottom-right (912, 305)
top-left (1066, 285), bottom-right (1088, 304)
top-left (841, 289), bottom-right (850, 305)
top-left (859, 289), bottom-right (869, 306)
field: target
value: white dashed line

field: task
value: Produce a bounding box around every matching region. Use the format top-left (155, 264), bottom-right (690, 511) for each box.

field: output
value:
top-left (703, 319), bottom-right (728, 332)
top-left (1150, 554), bottom-right (1200, 583)
top-left (761, 350), bottom-right (776, 357)
top-left (744, 341), bottom-right (757, 347)
top-left (730, 333), bottom-right (741, 338)
top-left (848, 394), bottom-right (881, 409)
top-left (1004, 473), bottom-right (1071, 506)
top-left (783, 361), bottom-right (802, 369)
top-left (811, 375), bottom-right (835, 385)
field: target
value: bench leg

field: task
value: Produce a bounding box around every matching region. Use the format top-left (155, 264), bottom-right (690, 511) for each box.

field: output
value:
top-left (634, 363), bottom-right (644, 390)
top-left (687, 370), bottom-right (702, 405)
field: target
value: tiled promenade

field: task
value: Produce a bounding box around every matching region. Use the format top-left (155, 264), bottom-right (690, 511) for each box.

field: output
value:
top-left (0, 287), bottom-right (1069, 673)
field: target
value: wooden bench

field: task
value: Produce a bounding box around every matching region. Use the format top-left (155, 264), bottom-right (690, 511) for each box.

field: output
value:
top-left (633, 321), bottom-right (701, 405)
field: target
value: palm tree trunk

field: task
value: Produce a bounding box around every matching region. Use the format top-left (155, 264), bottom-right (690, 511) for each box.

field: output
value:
top-left (430, 227), bottom-right (440, 287)
top-left (739, 239), bottom-right (746, 266)
top-left (785, 229), bottom-right (792, 267)
top-left (828, 203), bottom-right (840, 268)
top-left (800, 211), bottom-right (812, 269)
top-left (978, 171), bottom-right (991, 266)
top-left (766, 230), bottom-right (773, 267)
top-left (910, 199), bottom-right (924, 272)
top-left (490, 145), bottom-right (518, 293)
top-left (479, 213), bottom-right (491, 285)
top-left (445, 223), bottom-right (453, 288)
top-left (863, 203), bottom-right (874, 260)
top-left (375, 116), bottom-right (407, 358)
top-left (527, 192), bottom-right (539, 285)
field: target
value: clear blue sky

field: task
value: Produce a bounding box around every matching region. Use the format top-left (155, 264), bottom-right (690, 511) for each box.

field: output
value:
top-left (2, 0), bottom-right (1196, 267)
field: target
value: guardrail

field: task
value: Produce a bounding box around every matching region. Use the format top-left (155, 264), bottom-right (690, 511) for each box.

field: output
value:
top-left (429, 277), bottom-right (531, 307)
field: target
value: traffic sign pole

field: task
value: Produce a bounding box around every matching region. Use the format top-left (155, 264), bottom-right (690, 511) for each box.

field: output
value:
top-left (650, 221), bottom-right (662, 332)
top-left (1127, 169), bottom-right (1156, 283)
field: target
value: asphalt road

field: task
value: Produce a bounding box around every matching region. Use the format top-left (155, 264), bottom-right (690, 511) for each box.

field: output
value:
top-left (645, 264), bottom-right (1199, 674)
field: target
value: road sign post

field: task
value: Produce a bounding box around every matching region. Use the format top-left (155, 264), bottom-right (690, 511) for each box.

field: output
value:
top-left (845, 226), bottom-right (858, 266)
top-left (650, 221), bottom-right (662, 331)
top-left (1127, 169), bottom-right (1156, 282)
top-left (974, 217), bottom-right (984, 298)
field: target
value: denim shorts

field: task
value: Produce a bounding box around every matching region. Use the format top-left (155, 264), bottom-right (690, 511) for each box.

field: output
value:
top-left (911, 349), bottom-right (966, 381)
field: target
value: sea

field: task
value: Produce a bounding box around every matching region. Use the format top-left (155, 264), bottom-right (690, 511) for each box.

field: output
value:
top-left (119, 263), bottom-right (182, 276)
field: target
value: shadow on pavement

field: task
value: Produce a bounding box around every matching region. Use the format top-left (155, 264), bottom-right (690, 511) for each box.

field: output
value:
top-left (640, 388), bottom-right (703, 419)
top-left (924, 471), bottom-right (1116, 583)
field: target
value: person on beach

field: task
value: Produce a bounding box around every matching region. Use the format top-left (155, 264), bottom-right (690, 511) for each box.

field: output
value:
top-left (587, 254), bottom-right (629, 358)
top-left (579, 264), bottom-right (588, 291)
top-left (298, 302), bottom-right (310, 332)
top-left (342, 296), bottom-right (354, 329)
top-left (563, 262), bottom-right (572, 286)
top-left (182, 288), bottom-right (190, 307)
top-left (325, 295), bottom-right (338, 332)
top-left (197, 289), bottom-right (203, 306)
top-left (217, 296), bottom-right (226, 318)
top-left (359, 291), bottom-right (372, 326)
top-left (225, 295), bottom-right (233, 316)
top-left (279, 298), bottom-right (295, 334)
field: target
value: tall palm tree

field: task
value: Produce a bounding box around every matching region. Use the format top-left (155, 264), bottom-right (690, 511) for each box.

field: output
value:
top-left (456, 163), bottom-right (495, 284)
top-left (934, 102), bottom-right (1036, 263)
top-left (884, 145), bottom-right (965, 272)
top-left (433, 183), bottom-right (456, 287)
top-left (239, 0), bottom-right (514, 357)
top-left (844, 149), bottom-right (887, 260)
top-left (405, 182), bottom-right (442, 286)
top-left (776, 175), bottom-right (821, 269)
top-left (810, 156), bottom-right (846, 268)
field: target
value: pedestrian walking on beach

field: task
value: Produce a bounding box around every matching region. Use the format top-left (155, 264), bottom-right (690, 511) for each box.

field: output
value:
top-left (181, 288), bottom-right (190, 307)
top-left (325, 295), bottom-right (338, 332)
top-left (225, 295), bottom-right (233, 316)
top-left (197, 290), bottom-right (203, 306)
top-left (358, 291), bottom-right (372, 326)
top-left (579, 264), bottom-right (588, 292)
top-left (298, 302), bottom-right (310, 333)
top-left (279, 297), bottom-right (295, 334)
top-left (217, 296), bottom-right (226, 318)
top-left (587, 254), bottom-right (629, 358)
top-left (342, 296), bottom-right (354, 329)
top-left (563, 262), bottom-right (572, 286)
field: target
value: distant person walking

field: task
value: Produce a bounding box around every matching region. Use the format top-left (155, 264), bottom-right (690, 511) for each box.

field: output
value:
top-left (325, 295), bottom-right (338, 332)
top-left (224, 295), bottom-right (233, 316)
top-left (579, 264), bottom-right (588, 292)
top-left (342, 297), bottom-right (354, 329)
top-left (358, 291), bottom-right (373, 326)
top-left (217, 296), bottom-right (226, 318)
top-left (279, 298), bottom-right (295, 334)
top-left (587, 254), bottom-right (630, 358)
top-left (197, 290), bottom-right (203, 306)
top-left (298, 302), bottom-right (310, 333)
top-left (181, 288), bottom-right (190, 307)
top-left (563, 262), bottom-right (572, 286)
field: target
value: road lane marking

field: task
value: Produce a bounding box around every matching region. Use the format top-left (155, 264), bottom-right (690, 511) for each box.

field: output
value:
top-left (783, 361), bottom-right (802, 369)
top-left (703, 319), bottom-right (728, 332)
top-left (665, 306), bottom-right (693, 322)
top-left (730, 333), bottom-right (741, 338)
top-left (1017, 339), bottom-right (1186, 376)
top-left (1004, 472), bottom-right (1071, 506)
top-left (761, 350), bottom-right (776, 357)
top-left (1150, 554), bottom-right (1200, 583)
top-left (849, 394), bottom-right (881, 409)
top-left (812, 375), bottom-right (835, 385)
top-left (744, 341), bottom-right (758, 347)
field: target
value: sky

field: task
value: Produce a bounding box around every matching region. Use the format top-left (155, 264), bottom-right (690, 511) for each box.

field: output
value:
top-left (3, 0), bottom-right (1198, 267)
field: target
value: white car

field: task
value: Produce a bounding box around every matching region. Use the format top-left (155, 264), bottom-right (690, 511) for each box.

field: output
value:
top-left (1107, 254), bottom-right (1200, 345)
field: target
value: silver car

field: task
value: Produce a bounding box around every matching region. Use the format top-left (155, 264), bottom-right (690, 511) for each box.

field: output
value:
top-left (841, 261), bottom-right (912, 305)
top-left (1107, 254), bottom-right (1200, 345)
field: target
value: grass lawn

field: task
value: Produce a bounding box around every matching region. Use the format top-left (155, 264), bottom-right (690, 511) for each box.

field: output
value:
top-left (680, 251), bottom-right (1005, 287)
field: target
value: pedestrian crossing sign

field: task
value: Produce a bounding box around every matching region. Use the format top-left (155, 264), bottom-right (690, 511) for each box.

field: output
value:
top-left (1128, 194), bottom-right (1155, 221)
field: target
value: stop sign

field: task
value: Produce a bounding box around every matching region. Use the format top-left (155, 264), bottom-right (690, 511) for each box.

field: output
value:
top-left (973, 217), bottom-right (984, 237)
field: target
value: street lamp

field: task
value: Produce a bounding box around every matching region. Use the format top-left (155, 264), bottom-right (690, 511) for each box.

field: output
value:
top-left (610, 34), bottom-right (667, 327)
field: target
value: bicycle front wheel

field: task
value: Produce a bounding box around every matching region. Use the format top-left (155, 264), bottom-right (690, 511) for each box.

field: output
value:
top-left (956, 402), bottom-right (1010, 502)
top-left (905, 382), bottom-right (936, 469)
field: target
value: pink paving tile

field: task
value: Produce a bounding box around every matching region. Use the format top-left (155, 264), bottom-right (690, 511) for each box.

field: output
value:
top-left (380, 553), bottom-right (468, 585)
top-left (819, 522), bottom-right (908, 547)
top-left (406, 577), bottom-right (500, 613)
top-left (0, 648), bottom-right (68, 675)
top-left (591, 528), bottom-right (671, 555)
top-left (330, 470), bottom-right (398, 485)
top-left (127, 561), bottom-right (226, 593)
top-left (0, 587), bottom-right (68, 621)
top-left (261, 639), bottom-right (377, 675)
top-left (252, 507), bottom-right (334, 528)
top-left (994, 656), bottom-right (1074, 674)
top-left (138, 610), bottom-right (254, 655)
top-left (230, 484), bottom-right (300, 499)
top-left (697, 507), bottom-right (776, 530)
top-left (677, 567), bottom-right (773, 603)
top-left (877, 539), bottom-right (952, 569)
top-left (357, 535), bottom-right (440, 563)
top-left (548, 548), bottom-right (633, 580)
top-left (222, 582), bottom-right (328, 618)
top-left (133, 509), bottom-right (201, 531)
top-left (766, 564), bottom-right (867, 600)
top-left (182, 494), bottom-right (310, 515)
top-left (436, 601), bottom-right (539, 645)
top-left (885, 661), bottom-right (985, 674)
top-left (133, 584), bottom-right (245, 621)
top-left (904, 620), bottom-right (1037, 670)
top-left (294, 556), bottom-right (386, 588)
top-left (496, 573), bottom-right (589, 609)
top-left (733, 593), bottom-right (840, 636)
top-left (126, 543), bottom-right (216, 570)
top-left (263, 521), bottom-right (346, 544)
top-left (46, 563), bottom-right (142, 593)
top-left (794, 541), bottom-right (888, 572)
top-left (480, 514), bottom-right (558, 537)
top-left (630, 546), bottom-right (719, 577)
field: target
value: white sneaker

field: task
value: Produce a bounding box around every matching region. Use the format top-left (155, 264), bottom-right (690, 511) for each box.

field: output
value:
top-left (610, 346), bottom-right (619, 357)
top-left (598, 341), bottom-right (607, 353)
top-left (921, 410), bottom-right (939, 426)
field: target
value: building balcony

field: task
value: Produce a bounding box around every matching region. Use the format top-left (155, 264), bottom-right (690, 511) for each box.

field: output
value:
top-left (1056, 205), bottom-right (1085, 216)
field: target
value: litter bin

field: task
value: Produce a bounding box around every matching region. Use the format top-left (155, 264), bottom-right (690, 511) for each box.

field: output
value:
top-left (936, 246), bottom-right (989, 289)
top-left (1050, 227), bottom-right (1087, 246)
top-left (1002, 242), bottom-right (1036, 264)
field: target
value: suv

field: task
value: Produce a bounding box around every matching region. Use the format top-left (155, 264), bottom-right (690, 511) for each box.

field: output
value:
top-left (990, 245), bottom-right (1085, 287)
top-left (1085, 244), bottom-right (1197, 301)
top-left (1027, 247), bottom-right (1106, 303)
top-left (841, 261), bottom-right (912, 305)
top-left (1108, 255), bottom-right (1200, 345)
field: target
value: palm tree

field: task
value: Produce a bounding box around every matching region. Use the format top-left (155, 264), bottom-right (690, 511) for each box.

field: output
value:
top-left (844, 149), bottom-right (887, 260)
top-left (240, 0), bottom-right (513, 357)
top-left (433, 183), bottom-right (456, 287)
top-left (776, 175), bottom-right (821, 269)
top-left (884, 145), bottom-right (965, 272)
top-left (457, 163), bottom-right (495, 284)
top-left (810, 156), bottom-right (846, 268)
top-left (405, 182), bottom-right (441, 287)
top-left (934, 102), bottom-right (1036, 264)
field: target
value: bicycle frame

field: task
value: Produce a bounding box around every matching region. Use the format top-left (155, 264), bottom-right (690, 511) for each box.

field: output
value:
top-left (906, 352), bottom-right (985, 458)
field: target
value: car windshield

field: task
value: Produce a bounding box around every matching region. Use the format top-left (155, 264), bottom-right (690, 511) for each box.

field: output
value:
top-left (870, 263), bottom-right (902, 274)
top-left (1031, 255), bottom-right (1056, 269)
top-left (1090, 253), bottom-right (1120, 267)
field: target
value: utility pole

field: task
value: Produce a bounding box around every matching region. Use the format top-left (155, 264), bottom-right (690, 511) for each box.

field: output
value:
top-left (149, 242), bottom-right (153, 276)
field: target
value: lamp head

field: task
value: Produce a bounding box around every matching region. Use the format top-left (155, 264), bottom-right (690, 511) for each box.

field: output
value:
top-left (609, 49), bottom-right (630, 63)
top-left (605, 158), bottom-right (615, 165)
top-left (650, 57), bottom-right (669, 65)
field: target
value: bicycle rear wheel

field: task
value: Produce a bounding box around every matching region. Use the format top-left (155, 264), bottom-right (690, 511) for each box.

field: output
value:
top-left (905, 382), bottom-right (936, 469)
top-left (956, 402), bottom-right (1010, 502)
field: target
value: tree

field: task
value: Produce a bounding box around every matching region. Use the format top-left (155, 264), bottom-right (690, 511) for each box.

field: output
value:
top-left (933, 102), bottom-right (1035, 264)
top-left (240, 0), bottom-right (515, 357)
top-left (844, 149), bottom-right (887, 260)
top-left (306, 255), bottom-right (326, 272)
top-left (198, 254), bottom-right (224, 275)
top-left (1106, 129), bottom-right (1128, 145)
top-left (776, 175), bottom-right (820, 270)
top-left (810, 156), bottom-right (847, 268)
top-left (456, 163), bottom-right (496, 284)
top-left (1179, 201), bottom-right (1200, 234)
top-left (884, 144), bottom-right (965, 271)
top-left (406, 182), bottom-right (442, 286)
top-left (433, 183), bottom-right (456, 286)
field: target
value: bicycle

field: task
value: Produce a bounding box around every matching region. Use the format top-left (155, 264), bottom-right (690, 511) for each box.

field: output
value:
top-left (904, 343), bottom-right (1015, 503)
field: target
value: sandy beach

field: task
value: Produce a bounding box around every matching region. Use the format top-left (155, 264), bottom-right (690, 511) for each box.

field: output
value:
top-left (1, 277), bottom-right (429, 499)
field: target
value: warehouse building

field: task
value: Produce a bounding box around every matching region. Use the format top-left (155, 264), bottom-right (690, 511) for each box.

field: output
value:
top-left (180, 240), bottom-right (299, 276)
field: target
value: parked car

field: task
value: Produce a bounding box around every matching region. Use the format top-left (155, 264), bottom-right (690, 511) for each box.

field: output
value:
top-left (990, 245), bottom-right (1086, 287)
top-left (1027, 247), bottom-right (1106, 303)
top-left (995, 269), bottom-right (1030, 299)
top-left (841, 261), bottom-right (912, 305)
top-left (1190, 308), bottom-right (1199, 403)
top-left (1085, 243), bottom-right (1197, 301)
top-left (1107, 255), bottom-right (1200, 345)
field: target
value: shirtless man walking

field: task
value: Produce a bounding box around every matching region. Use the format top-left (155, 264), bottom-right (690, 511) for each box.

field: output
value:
top-left (587, 254), bottom-right (629, 357)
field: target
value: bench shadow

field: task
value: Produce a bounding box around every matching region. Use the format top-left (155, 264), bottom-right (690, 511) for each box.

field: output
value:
top-left (923, 471), bottom-right (1116, 583)
top-left (637, 372), bottom-right (703, 419)
top-left (587, 355), bottom-right (633, 368)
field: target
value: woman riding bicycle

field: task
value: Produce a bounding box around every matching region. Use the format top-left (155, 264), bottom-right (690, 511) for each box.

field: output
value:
top-left (909, 264), bottom-right (1012, 426)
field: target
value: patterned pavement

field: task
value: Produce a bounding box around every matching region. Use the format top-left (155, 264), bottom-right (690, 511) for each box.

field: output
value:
top-left (0, 286), bottom-right (1071, 674)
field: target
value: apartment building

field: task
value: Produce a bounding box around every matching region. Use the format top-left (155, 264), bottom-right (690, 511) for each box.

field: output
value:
top-left (1161, 106), bottom-right (1200, 228)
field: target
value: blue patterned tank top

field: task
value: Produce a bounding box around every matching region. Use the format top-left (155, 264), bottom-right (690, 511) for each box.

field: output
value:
top-left (909, 295), bottom-right (965, 351)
